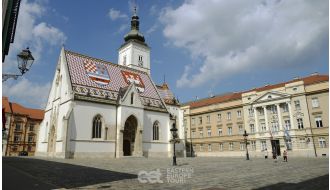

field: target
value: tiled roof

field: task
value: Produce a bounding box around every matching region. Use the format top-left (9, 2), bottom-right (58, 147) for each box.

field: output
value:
top-left (156, 83), bottom-right (178, 105)
top-left (2, 97), bottom-right (44, 120)
top-left (65, 50), bottom-right (167, 111)
top-left (2, 97), bottom-right (11, 113)
top-left (188, 74), bottom-right (328, 109)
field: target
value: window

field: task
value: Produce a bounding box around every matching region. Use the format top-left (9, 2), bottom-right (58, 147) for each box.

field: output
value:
top-left (248, 108), bottom-right (254, 117)
top-left (206, 115), bottom-right (210, 124)
top-left (227, 112), bottom-right (231, 120)
top-left (207, 128), bottom-right (211, 137)
top-left (237, 110), bottom-right (242, 118)
top-left (153, 121), bottom-right (159, 140)
top-left (251, 141), bottom-right (256, 150)
top-left (312, 98), bottom-right (319, 108)
top-left (259, 109), bottom-right (264, 116)
top-left (250, 124), bottom-right (255, 133)
top-left (270, 105), bottom-right (277, 114)
top-left (199, 144), bottom-right (203, 151)
top-left (123, 55), bottom-right (127, 65)
top-left (192, 118), bottom-right (195, 125)
top-left (229, 142), bottom-right (234, 151)
top-left (29, 124), bottom-right (34, 131)
top-left (138, 55), bottom-right (143, 66)
top-left (208, 144), bottom-right (212, 152)
top-left (192, 130), bottom-right (196, 138)
top-left (217, 113), bottom-right (221, 122)
top-left (219, 143), bottom-right (223, 151)
top-left (28, 135), bottom-right (33, 142)
top-left (283, 104), bottom-right (289, 112)
top-left (238, 125), bottom-right (243, 134)
top-left (284, 120), bottom-right (291, 130)
top-left (199, 117), bottom-right (202, 125)
top-left (15, 123), bottom-right (21, 131)
top-left (183, 119), bottom-right (187, 127)
top-left (14, 134), bottom-right (20, 143)
top-left (298, 138), bottom-right (306, 149)
top-left (294, 100), bottom-right (301, 110)
top-left (92, 115), bottom-right (102, 138)
top-left (240, 142), bottom-right (245, 151)
top-left (297, 118), bottom-right (304, 129)
top-left (228, 127), bottom-right (232, 135)
top-left (261, 123), bottom-right (266, 132)
top-left (199, 129), bottom-right (203, 137)
top-left (315, 116), bottom-right (323, 128)
top-left (218, 128), bottom-right (222, 136)
top-left (12, 146), bottom-right (18, 152)
top-left (319, 137), bottom-right (326, 148)
top-left (271, 122), bottom-right (279, 132)
top-left (261, 140), bottom-right (267, 151)
top-left (285, 139), bottom-right (292, 150)
top-left (130, 92), bottom-right (134, 104)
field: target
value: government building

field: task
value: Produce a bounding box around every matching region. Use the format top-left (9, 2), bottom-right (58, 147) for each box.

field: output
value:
top-left (182, 74), bottom-right (328, 157)
top-left (35, 10), bottom-right (184, 158)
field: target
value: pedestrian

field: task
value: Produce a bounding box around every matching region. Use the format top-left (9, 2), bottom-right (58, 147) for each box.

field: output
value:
top-left (264, 148), bottom-right (268, 159)
top-left (283, 150), bottom-right (288, 162)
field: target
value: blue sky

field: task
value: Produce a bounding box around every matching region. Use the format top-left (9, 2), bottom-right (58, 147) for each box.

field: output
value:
top-left (3, 0), bottom-right (329, 109)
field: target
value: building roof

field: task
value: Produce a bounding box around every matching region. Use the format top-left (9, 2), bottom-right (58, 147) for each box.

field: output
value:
top-left (156, 83), bottom-right (178, 106)
top-left (2, 97), bottom-right (44, 120)
top-left (186, 74), bottom-right (328, 109)
top-left (2, 97), bottom-right (11, 113)
top-left (65, 50), bottom-right (167, 112)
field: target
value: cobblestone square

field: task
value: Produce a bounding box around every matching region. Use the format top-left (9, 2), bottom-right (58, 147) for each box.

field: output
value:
top-left (3, 156), bottom-right (328, 190)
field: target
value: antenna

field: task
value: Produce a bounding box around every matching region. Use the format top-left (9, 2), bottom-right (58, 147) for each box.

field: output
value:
top-left (132, 0), bottom-right (137, 15)
top-left (163, 74), bottom-right (166, 84)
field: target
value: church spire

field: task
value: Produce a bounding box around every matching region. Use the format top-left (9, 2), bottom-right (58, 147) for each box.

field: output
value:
top-left (124, 4), bottom-right (146, 43)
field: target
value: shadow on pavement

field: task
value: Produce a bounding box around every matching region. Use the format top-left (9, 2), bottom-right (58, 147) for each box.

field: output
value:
top-left (3, 157), bottom-right (137, 189)
top-left (253, 174), bottom-right (329, 190)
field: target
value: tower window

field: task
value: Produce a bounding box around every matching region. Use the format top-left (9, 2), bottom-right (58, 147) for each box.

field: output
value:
top-left (131, 92), bottom-right (134, 104)
top-left (138, 55), bottom-right (143, 66)
top-left (123, 55), bottom-right (127, 66)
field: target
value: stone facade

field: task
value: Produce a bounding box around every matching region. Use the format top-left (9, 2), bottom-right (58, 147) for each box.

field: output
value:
top-left (182, 74), bottom-right (328, 157)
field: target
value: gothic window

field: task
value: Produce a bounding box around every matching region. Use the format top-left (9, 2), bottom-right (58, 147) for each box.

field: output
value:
top-left (138, 55), bottom-right (143, 66)
top-left (131, 92), bottom-right (134, 104)
top-left (153, 121), bottom-right (159, 140)
top-left (92, 115), bottom-right (102, 138)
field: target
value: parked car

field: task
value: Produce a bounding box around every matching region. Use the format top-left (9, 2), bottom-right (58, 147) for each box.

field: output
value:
top-left (19, 151), bottom-right (28, 156)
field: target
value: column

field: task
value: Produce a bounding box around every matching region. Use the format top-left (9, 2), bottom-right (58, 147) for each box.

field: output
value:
top-left (254, 107), bottom-right (259, 133)
top-left (287, 102), bottom-right (295, 129)
top-left (276, 104), bottom-right (283, 131)
top-left (263, 106), bottom-right (269, 131)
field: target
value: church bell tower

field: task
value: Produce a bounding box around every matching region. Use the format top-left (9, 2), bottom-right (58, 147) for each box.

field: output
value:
top-left (118, 7), bottom-right (151, 75)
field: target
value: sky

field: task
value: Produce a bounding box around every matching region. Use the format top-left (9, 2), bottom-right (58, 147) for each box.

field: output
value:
top-left (2, 0), bottom-right (329, 109)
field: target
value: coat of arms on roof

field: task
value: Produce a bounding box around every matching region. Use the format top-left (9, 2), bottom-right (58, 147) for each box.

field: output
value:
top-left (121, 70), bottom-right (145, 93)
top-left (84, 60), bottom-right (110, 86)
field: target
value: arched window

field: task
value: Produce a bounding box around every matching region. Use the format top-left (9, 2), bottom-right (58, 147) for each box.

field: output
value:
top-left (131, 92), bottom-right (134, 104)
top-left (92, 115), bottom-right (102, 138)
top-left (153, 121), bottom-right (159, 140)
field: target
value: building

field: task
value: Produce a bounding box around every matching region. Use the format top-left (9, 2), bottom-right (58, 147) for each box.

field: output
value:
top-left (2, 0), bottom-right (21, 62)
top-left (2, 97), bottom-right (44, 156)
top-left (35, 10), bottom-right (184, 158)
top-left (182, 74), bottom-right (328, 157)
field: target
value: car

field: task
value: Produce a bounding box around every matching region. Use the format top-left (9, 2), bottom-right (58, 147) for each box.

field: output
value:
top-left (19, 151), bottom-right (28, 156)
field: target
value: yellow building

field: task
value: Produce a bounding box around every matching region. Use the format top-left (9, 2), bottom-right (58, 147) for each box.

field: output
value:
top-left (182, 74), bottom-right (328, 157)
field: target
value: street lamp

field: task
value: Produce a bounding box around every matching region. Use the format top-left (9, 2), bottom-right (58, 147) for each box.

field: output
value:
top-left (170, 122), bottom-right (178, 166)
top-left (3, 47), bottom-right (34, 82)
top-left (243, 130), bottom-right (250, 160)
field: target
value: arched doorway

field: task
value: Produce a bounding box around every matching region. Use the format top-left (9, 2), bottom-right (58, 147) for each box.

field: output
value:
top-left (123, 115), bottom-right (137, 156)
top-left (48, 125), bottom-right (56, 153)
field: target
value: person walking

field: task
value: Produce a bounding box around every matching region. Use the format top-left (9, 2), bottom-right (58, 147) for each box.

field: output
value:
top-left (264, 148), bottom-right (268, 159)
top-left (283, 150), bottom-right (288, 162)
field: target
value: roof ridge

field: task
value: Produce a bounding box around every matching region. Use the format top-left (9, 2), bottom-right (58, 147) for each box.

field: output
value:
top-left (64, 49), bottom-right (149, 75)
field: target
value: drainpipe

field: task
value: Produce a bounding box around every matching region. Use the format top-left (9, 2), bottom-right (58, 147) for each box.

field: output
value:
top-left (114, 103), bottom-right (118, 158)
top-left (304, 95), bottom-right (317, 157)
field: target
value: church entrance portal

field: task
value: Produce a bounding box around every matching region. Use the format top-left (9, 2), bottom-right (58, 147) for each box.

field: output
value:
top-left (123, 115), bottom-right (137, 156)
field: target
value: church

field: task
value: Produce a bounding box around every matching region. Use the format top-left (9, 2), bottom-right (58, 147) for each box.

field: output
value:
top-left (36, 10), bottom-right (184, 158)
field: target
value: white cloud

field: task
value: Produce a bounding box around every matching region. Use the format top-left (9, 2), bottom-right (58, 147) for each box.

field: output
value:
top-left (108, 8), bottom-right (128, 21)
top-left (3, 0), bottom-right (67, 73)
top-left (3, 78), bottom-right (51, 109)
top-left (160, 0), bottom-right (328, 88)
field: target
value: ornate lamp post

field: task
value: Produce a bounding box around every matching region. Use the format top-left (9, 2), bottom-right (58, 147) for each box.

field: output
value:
top-left (170, 122), bottom-right (178, 166)
top-left (3, 47), bottom-right (34, 82)
top-left (243, 130), bottom-right (250, 160)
